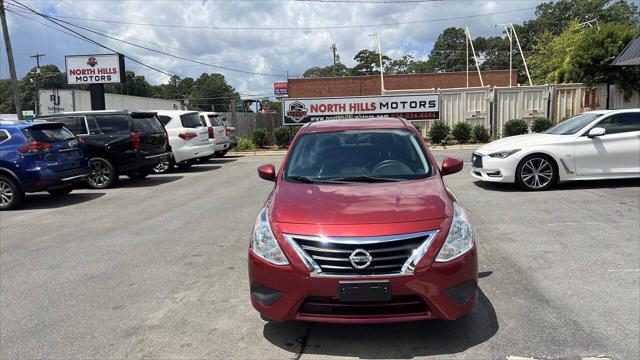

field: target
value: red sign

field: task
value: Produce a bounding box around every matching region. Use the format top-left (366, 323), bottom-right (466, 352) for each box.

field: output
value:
top-left (274, 82), bottom-right (288, 97)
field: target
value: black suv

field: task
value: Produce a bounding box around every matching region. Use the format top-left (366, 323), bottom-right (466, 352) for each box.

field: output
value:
top-left (38, 111), bottom-right (170, 189)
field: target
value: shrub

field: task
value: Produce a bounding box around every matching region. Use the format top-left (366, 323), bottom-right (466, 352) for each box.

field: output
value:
top-left (531, 117), bottom-right (554, 133)
top-left (237, 137), bottom-right (255, 151)
top-left (503, 119), bottom-right (529, 137)
top-left (252, 128), bottom-right (268, 148)
top-left (472, 125), bottom-right (490, 143)
top-left (428, 121), bottom-right (450, 145)
top-left (274, 127), bottom-right (293, 148)
top-left (452, 122), bottom-right (472, 144)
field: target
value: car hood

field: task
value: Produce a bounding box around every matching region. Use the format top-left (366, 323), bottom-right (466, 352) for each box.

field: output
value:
top-left (269, 177), bottom-right (452, 225)
top-left (477, 133), bottom-right (567, 153)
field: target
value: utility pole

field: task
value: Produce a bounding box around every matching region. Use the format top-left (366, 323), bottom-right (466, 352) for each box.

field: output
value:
top-left (30, 53), bottom-right (45, 115)
top-left (330, 43), bottom-right (337, 77)
top-left (0, 0), bottom-right (22, 120)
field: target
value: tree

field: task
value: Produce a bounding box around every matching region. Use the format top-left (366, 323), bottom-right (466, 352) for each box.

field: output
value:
top-left (188, 73), bottom-right (239, 112)
top-left (516, 0), bottom-right (640, 51)
top-left (424, 27), bottom-right (468, 72)
top-left (530, 22), bottom-right (640, 91)
top-left (352, 49), bottom-right (390, 75)
top-left (303, 63), bottom-right (350, 77)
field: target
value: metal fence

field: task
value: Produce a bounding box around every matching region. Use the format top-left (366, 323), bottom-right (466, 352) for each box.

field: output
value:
top-left (224, 83), bottom-right (637, 140)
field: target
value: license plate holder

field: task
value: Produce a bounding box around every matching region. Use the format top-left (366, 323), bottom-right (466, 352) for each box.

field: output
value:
top-left (338, 280), bottom-right (391, 302)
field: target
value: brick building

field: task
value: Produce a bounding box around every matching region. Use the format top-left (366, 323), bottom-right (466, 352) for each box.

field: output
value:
top-left (287, 70), bottom-right (516, 98)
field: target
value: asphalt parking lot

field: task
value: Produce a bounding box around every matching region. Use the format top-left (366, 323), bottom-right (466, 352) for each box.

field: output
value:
top-left (1, 150), bottom-right (638, 359)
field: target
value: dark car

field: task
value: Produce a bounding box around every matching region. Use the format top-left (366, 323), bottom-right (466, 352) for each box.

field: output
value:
top-left (0, 120), bottom-right (91, 210)
top-left (38, 111), bottom-right (170, 189)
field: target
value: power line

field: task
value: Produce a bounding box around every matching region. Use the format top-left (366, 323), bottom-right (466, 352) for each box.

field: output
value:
top-left (17, 6), bottom-right (537, 30)
top-left (7, 1), bottom-right (179, 79)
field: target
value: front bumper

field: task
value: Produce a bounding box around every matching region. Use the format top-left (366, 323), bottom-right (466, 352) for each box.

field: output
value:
top-left (470, 152), bottom-right (519, 183)
top-left (248, 246), bottom-right (477, 324)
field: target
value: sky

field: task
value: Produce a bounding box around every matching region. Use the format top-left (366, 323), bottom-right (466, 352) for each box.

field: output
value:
top-left (1, 0), bottom-right (549, 98)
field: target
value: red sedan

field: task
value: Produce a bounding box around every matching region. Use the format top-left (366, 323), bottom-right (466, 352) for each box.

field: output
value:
top-left (248, 118), bottom-right (477, 324)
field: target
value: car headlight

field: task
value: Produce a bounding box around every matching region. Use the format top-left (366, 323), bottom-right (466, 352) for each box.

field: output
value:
top-left (488, 149), bottom-right (520, 158)
top-left (435, 202), bottom-right (474, 262)
top-left (251, 208), bottom-right (289, 265)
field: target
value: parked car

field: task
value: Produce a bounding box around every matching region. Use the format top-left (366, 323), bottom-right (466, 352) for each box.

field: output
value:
top-left (198, 112), bottom-right (231, 158)
top-left (154, 110), bottom-right (216, 173)
top-left (38, 111), bottom-right (170, 189)
top-left (472, 109), bottom-right (640, 191)
top-left (221, 117), bottom-right (237, 150)
top-left (249, 118), bottom-right (476, 323)
top-left (0, 120), bottom-right (91, 210)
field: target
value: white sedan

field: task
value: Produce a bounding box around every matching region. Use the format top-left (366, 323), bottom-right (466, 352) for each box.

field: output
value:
top-left (472, 109), bottom-right (640, 191)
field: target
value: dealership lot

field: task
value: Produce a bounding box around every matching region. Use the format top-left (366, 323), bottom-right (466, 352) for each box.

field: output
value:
top-left (0, 151), bottom-right (638, 359)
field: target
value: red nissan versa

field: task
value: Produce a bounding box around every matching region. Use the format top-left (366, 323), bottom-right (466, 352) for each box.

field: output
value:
top-left (248, 118), bottom-right (477, 324)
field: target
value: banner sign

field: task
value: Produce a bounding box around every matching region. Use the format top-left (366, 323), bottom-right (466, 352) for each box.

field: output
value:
top-left (283, 94), bottom-right (439, 125)
top-left (274, 82), bottom-right (288, 97)
top-left (65, 54), bottom-right (126, 85)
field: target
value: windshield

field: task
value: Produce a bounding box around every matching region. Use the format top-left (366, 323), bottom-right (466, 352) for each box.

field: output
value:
top-left (545, 113), bottom-right (602, 135)
top-left (284, 129), bottom-right (431, 183)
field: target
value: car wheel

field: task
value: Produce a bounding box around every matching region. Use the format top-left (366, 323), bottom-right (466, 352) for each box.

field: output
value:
top-left (86, 158), bottom-right (118, 189)
top-left (47, 184), bottom-right (74, 196)
top-left (127, 170), bottom-right (150, 180)
top-left (0, 175), bottom-right (24, 210)
top-left (213, 151), bottom-right (226, 158)
top-left (152, 157), bottom-right (173, 174)
top-left (516, 154), bottom-right (557, 191)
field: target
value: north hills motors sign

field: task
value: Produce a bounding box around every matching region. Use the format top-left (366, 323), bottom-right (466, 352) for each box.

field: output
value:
top-left (65, 54), bottom-right (126, 85)
top-left (283, 94), bottom-right (440, 125)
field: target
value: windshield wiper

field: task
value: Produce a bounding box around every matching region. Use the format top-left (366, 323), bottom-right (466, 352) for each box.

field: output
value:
top-left (324, 175), bottom-right (404, 183)
top-left (287, 175), bottom-right (321, 184)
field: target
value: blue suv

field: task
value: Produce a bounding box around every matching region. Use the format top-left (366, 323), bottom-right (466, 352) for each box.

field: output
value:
top-left (0, 120), bottom-right (91, 210)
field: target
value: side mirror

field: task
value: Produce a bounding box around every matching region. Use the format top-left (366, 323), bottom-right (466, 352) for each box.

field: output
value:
top-left (258, 164), bottom-right (276, 181)
top-left (441, 157), bottom-right (463, 176)
top-left (588, 127), bottom-right (606, 138)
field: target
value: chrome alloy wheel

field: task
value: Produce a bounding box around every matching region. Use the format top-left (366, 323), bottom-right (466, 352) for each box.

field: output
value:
top-left (520, 157), bottom-right (553, 189)
top-left (153, 158), bottom-right (171, 174)
top-left (0, 179), bottom-right (13, 207)
top-left (87, 160), bottom-right (112, 188)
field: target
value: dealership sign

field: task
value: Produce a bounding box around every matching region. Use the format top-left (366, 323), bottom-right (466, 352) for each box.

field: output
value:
top-left (274, 82), bottom-right (288, 97)
top-left (65, 54), bottom-right (126, 85)
top-left (283, 94), bottom-right (439, 125)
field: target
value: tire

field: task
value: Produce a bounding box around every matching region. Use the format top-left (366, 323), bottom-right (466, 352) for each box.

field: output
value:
top-left (515, 154), bottom-right (558, 191)
top-left (0, 175), bottom-right (24, 210)
top-left (127, 170), bottom-right (150, 180)
top-left (47, 184), bottom-right (74, 196)
top-left (86, 158), bottom-right (118, 189)
top-left (176, 161), bottom-right (193, 169)
top-left (152, 157), bottom-right (174, 174)
top-left (213, 150), bottom-right (227, 158)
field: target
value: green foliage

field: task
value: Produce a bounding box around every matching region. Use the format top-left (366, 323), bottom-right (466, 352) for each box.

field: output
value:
top-left (531, 117), bottom-right (554, 133)
top-left (303, 63), bottom-right (351, 78)
top-left (188, 73), bottom-right (239, 112)
top-left (260, 99), bottom-right (282, 113)
top-left (252, 128), bottom-right (269, 148)
top-left (237, 137), bottom-right (255, 151)
top-left (503, 119), bottom-right (529, 137)
top-left (352, 49), bottom-right (391, 75)
top-left (472, 125), bottom-right (490, 143)
top-left (428, 121), bottom-right (450, 145)
top-left (452, 122), bottom-right (473, 144)
top-left (274, 127), bottom-right (293, 148)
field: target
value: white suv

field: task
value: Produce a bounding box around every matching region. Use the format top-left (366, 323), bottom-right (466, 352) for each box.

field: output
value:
top-left (199, 112), bottom-right (231, 158)
top-left (153, 110), bottom-right (215, 173)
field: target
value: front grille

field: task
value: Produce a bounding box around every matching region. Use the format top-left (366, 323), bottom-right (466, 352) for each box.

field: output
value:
top-left (299, 295), bottom-right (428, 317)
top-left (472, 153), bottom-right (483, 168)
top-left (285, 231), bottom-right (437, 277)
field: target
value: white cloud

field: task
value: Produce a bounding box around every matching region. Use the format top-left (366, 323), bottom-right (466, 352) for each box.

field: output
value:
top-left (6, 0), bottom-right (542, 96)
